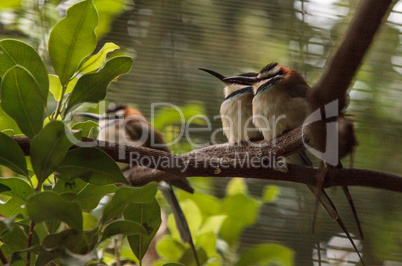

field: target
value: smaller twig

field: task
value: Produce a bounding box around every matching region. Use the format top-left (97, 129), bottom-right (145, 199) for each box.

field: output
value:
top-left (26, 221), bottom-right (35, 266)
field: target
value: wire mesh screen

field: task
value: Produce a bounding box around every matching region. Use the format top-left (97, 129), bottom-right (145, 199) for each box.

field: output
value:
top-left (0, 0), bottom-right (401, 265)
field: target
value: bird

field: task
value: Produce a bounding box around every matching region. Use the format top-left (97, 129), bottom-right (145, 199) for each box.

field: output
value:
top-left (75, 104), bottom-right (200, 265)
top-left (223, 62), bottom-right (364, 263)
top-left (199, 68), bottom-right (263, 144)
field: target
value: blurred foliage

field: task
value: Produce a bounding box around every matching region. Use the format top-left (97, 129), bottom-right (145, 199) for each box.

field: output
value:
top-left (0, 0), bottom-right (401, 265)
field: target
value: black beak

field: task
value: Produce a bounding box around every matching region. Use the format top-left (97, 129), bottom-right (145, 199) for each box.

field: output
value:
top-left (74, 112), bottom-right (102, 121)
top-left (199, 68), bottom-right (225, 82)
top-left (223, 76), bottom-right (259, 85)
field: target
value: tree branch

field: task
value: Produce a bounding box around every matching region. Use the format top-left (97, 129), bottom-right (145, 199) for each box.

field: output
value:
top-left (308, 0), bottom-right (392, 153)
top-left (12, 125), bottom-right (402, 193)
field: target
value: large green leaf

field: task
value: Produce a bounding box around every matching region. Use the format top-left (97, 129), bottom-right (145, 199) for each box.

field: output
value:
top-left (26, 191), bottom-right (82, 229)
top-left (124, 199), bottom-right (162, 260)
top-left (0, 177), bottom-right (34, 201)
top-left (78, 42), bottom-right (120, 74)
top-left (56, 147), bottom-right (129, 185)
top-left (48, 0), bottom-right (98, 85)
top-left (100, 220), bottom-right (147, 242)
top-left (0, 66), bottom-right (45, 138)
top-left (30, 121), bottom-right (73, 184)
top-left (101, 183), bottom-right (158, 223)
top-left (235, 244), bottom-right (294, 266)
top-left (0, 39), bottom-right (49, 105)
top-left (0, 132), bottom-right (28, 176)
top-left (65, 56), bottom-right (132, 113)
top-left (76, 184), bottom-right (117, 210)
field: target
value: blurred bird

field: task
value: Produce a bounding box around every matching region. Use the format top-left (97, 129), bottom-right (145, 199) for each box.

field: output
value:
top-left (76, 104), bottom-right (199, 265)
top-left (224, 62), bottom-right (364, 262)
top-left (199, 68), bottom-right (263, 144)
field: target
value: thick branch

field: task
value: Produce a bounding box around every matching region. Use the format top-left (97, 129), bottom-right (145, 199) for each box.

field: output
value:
top-left (11, 126), bottom-right (402, 193)
top-left (309, 0), bottom-right (391, 109)
top-left (308, 0), bottom-right (392, 154)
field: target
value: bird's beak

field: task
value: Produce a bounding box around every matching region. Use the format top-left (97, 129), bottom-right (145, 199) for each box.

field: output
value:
top-left (223, 76), bottom-right (259, 85)
top-left (199, 68), bottom-right (225, 82)
top-left (74, 112), bottom-right (102, 121)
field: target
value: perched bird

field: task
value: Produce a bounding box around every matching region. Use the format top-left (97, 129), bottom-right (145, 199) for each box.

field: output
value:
top-left (224, 62), bottom-right (364, 262)
top-left (76, 104), bottom-right (199, 265)
top-left (199, 68), bottom-right (263, 144)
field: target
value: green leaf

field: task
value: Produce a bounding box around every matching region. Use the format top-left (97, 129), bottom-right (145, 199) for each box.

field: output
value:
top-left (179, 247), bottom-right (207, 266)
top-left (0, 66), bottom-right (45, 138)
top-left (76, 184), bottom-right (117, 210)
top-left (3, 226), bottom-right (29, 252)
top-left (82, 212), bottom-right (98, 230)
top-left (53, 178), bottom-right (87, 194)
top-left (235, 244), bottom-right (294, 266)
top-left (72, 120), bottom-right (99, 138)
top-left (26, 191), bottom-right (83, 229)
top-left (219, 194), bottom-right (259, 245)
top-left (263, 185), bottom-right (281, 203)
top-left (0, 108), bottom-right (21, 135)
top-left (156, 236), bottom-right (185, 261)
top-left (0, 132), bottom-right (28, 176)
top-left (1, 129), bottom-right (14, 136)
top-left (43, 228), bottom-right (98, 254)
top-left (226, 178), bottom-right (247, 196)
top-left (65, 56), bottom-right (132, 113)
top-left (48, 74), bottom-right (62, 100)
top-left (0, 215), bottom-right (17, 232)
top-left (100, 220), bottom-right (147, 242)
top-left (49, 75), bottom-right (78, 101)
top-left (0, 39), bottom-right (49, 104)
top-left (0, 0), bottom-right (22, 9)
top-left (124, 199), bottom-right (162, 260)
top-left (180, 191), bottom-right (221, 218)
top-left (30, 121), bottom-right (73, 184)
top-left (167, 200), bottom-right (202, 242)
top-left (94, 0), bottom-right (126, 37)
top-left (196, 232), bottom-right (216, 257)
top-left (153, 102), bottom-right (207, 131)
top-left (48, 0), bottom-right (98, 85)
top-left (0, 197), bottom-right (25, 217)
top-left (56, 147), bottom-right (128, 185)
top-left (101, 183), bottom-right (158, 223)
top-left (0, 177), bottom-right (34, 201)
top-left (78, 42), bottom-right (120, 74)
top-left (199, 215), bottom-right (227, 235)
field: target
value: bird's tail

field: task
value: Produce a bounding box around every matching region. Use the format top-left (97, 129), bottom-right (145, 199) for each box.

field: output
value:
top-left (286, 152), bottom-right (364, 264)
top-left (159, 182), bottom-right (200, 266)
top-left (337, 162), bottom-right (364, 239)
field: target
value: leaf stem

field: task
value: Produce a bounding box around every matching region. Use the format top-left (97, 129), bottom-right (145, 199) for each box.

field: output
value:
top-left (53, 84), bottom-right (67, 120)
top-left (26, 221), bottom-right (35, 266)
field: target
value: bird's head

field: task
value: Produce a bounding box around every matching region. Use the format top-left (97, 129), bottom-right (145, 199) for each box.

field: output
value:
top-left (223, 62), bottom-right (309, 97)
top-left (199, 68), bottom-right (257, 97)
top-left (74, 104), bottom-right (146, 129)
